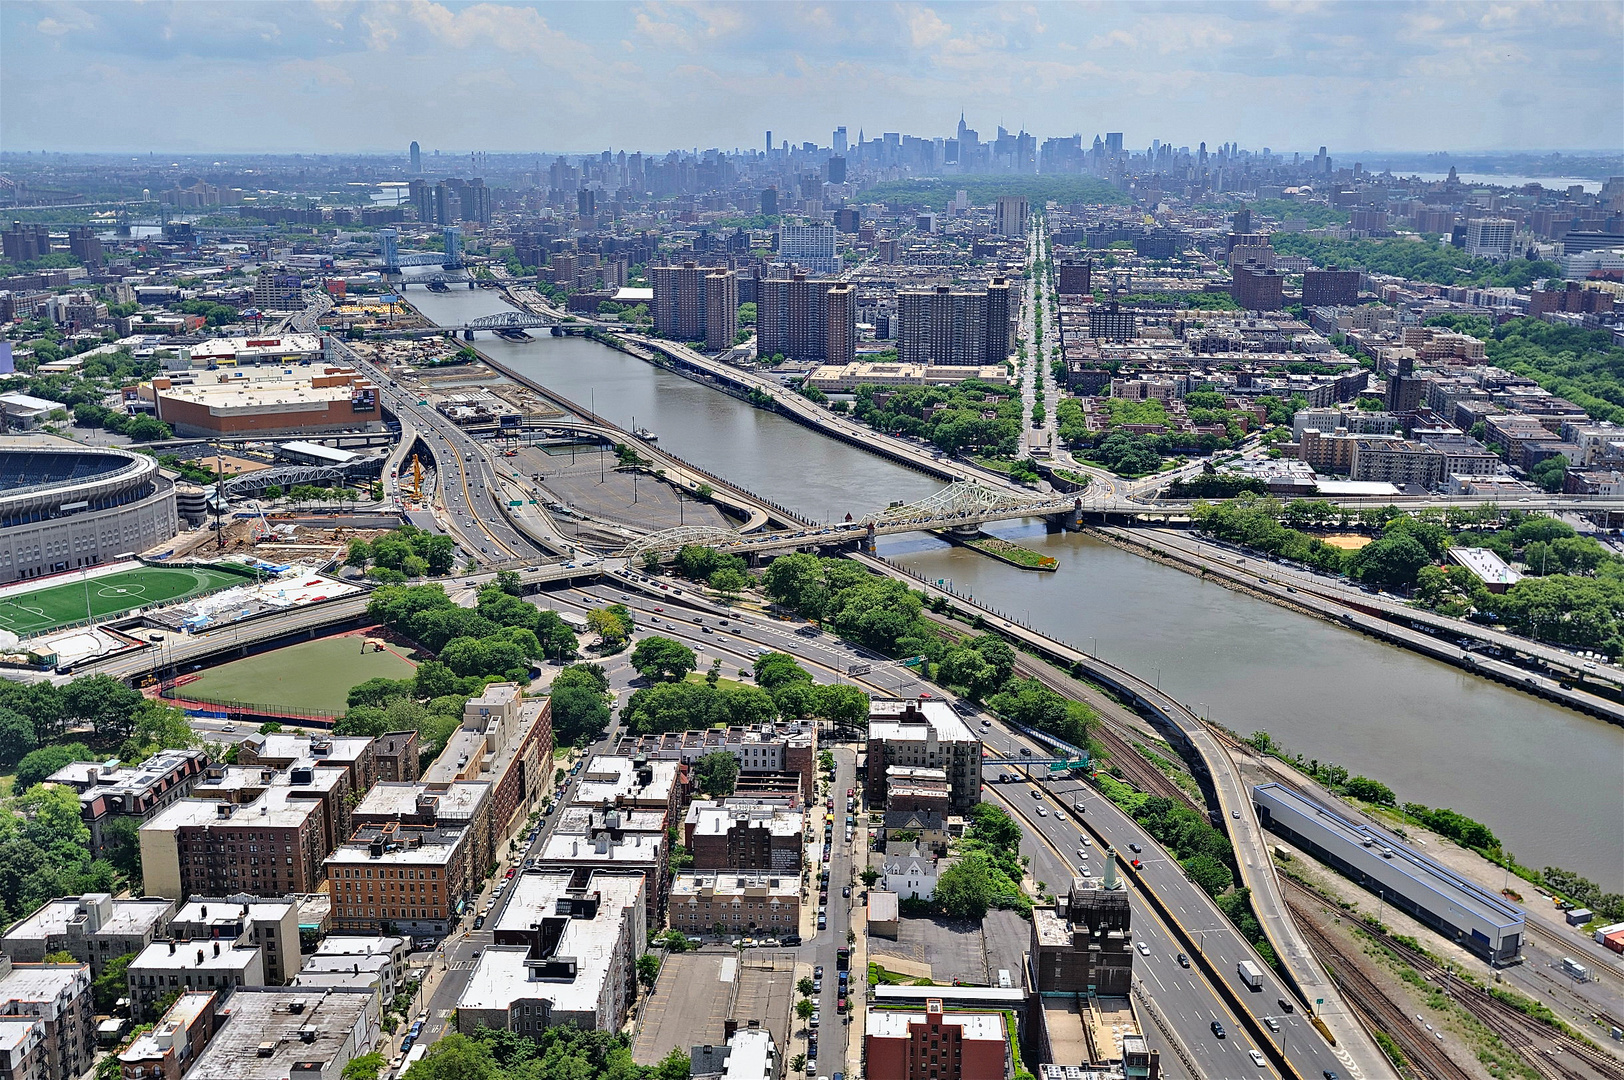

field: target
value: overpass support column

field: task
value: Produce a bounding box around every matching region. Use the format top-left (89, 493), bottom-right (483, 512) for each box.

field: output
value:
top-left (462, 328), bottom-right (474, 341)
top-left (859, 524), bottom-right (878, 554)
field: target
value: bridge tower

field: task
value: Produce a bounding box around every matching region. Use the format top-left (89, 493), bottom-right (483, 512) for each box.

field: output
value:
top-left (442, 225), bottom-right (463, 269)
top-left (860, 523), bottom-right (878, 553)
top-left (1048, 496), bottom-right (1084, 531)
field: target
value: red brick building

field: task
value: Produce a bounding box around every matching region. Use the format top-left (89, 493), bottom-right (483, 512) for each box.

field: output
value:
top-left (865, 1000), bottom-right (1007, 1080)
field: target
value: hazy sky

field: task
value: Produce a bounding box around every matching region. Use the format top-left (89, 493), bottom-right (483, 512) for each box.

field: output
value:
top-left (3, 1), bottom-right (1620, 156)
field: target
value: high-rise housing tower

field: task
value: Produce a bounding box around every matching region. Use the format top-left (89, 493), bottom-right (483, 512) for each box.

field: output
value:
top-left (409, 141), bottom-right (421, 173)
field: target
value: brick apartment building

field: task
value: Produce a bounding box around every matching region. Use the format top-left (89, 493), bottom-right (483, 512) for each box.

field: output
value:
top-left (864, 999), bottom-right (1007, 1080)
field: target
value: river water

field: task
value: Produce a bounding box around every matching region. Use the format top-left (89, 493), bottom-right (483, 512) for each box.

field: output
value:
top-left (407, 284), bottom-right (1624, 887)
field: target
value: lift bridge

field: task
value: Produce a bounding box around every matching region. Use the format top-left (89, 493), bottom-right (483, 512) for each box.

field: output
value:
top-left (620, 481), bottom-right (1081, 559)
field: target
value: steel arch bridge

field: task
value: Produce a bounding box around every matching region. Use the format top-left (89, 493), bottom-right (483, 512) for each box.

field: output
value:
top-left (464, 311), bottom-right (558, 331)
top-left (620, 524), bottom-right (746, 560)
top-left (222, 464), bottom-right (375, 497)
top-left (859, 481), bottom-right (1073, 528)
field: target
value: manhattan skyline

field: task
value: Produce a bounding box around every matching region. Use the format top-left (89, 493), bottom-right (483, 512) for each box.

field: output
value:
top-left (2, 0), bottom-right (1620, 156)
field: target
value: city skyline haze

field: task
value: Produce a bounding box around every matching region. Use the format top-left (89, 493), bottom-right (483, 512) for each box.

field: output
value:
top-left (2, 0), bottom-right (1620, 157)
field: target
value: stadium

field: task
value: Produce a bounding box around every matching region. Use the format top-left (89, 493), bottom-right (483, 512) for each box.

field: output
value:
top-left (0, 437), bottom-right (179, 586)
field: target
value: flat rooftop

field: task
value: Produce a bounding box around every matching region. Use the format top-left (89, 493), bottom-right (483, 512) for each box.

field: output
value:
top-left (868, 698), bottom-right (978, 743)
top-left (3, 896), bottom-right (173, 942)
top-left (570, 755), bottom-right (680, 809)
top-left (1252, 783), bottom-right (1524, 932)
top-left (183, 988), bottom-right (374, 1080)
top-left (866, 1007), bottom-right (1004, 1041)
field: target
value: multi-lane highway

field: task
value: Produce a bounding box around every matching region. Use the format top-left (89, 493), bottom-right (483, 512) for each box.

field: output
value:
top-left (980, 719), bottom-right (1364, 1080)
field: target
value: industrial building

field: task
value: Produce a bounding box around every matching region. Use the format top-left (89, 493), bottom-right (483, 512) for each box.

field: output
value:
top-left (133, 367), bottom-right (382, 438)
top-left (1252, 783), bottom-right (1525, 962)
top-left (0, 439), bottom-right (179, 585)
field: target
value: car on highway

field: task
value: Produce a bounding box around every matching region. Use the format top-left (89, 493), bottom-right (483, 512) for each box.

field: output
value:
top-left (1128, 843), bottom-right (1142, 853)
top-left (1210, 1021), bottom-right (1226, 1039)
top-left (1077, 849), bottom-right (1089, 860)
top-left (1073, 803), bottom-right (1087, 814)
top-left (1263, 1016), bottom-right (1279, 1032)
top-left (1135, 942), bottom-right (1150, 956)
top-left (1177, 953), bottom-right (1190, 968)
top-left (1231, 809), bottom-right (1241, 819)
top-left (1278, 998), bottom-right (1294, 1013)
top-left (1248, 1050), bottom-right (1266, 1067)
top-left (1037, 806), bottom-right (1047, 817)
top-left (1030, 789), bottom-right (1042, 799)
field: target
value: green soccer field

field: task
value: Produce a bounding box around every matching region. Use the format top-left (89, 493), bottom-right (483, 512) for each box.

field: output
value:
top-left (0, 565), bottom-right (251, 637)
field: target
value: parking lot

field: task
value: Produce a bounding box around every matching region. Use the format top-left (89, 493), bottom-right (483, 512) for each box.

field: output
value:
top-left (631, 952), bottom-right (735, 1065)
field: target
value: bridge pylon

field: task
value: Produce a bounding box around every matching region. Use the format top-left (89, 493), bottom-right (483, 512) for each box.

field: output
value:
top-left (860, 524), bottom-right (878, 553)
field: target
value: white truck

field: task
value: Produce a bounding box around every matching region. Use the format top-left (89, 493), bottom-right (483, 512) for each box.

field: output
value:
top-left (1238, 960), bottom-right (1264, 990)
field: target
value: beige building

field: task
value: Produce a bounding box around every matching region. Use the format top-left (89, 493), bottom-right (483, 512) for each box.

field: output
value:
top-left (668, 872), bottom-right (800, 936)
top-left (0, 958), bottom-right (95, 1080)
top-left (2, 895), bottom-right (176, 977)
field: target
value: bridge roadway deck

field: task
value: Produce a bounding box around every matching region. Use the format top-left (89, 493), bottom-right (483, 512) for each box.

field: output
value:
top-left (849, 550), bottom-right (1394, 1079)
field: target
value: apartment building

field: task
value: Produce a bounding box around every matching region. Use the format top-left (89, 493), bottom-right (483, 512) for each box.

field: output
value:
top-left (422, 683), bottom-right (553, 845)
top-left (1349, 439), bottom-right (1447, 488)
top-left (324, 821), bottom-right (474, 939)
top-left (615, 722), bottom-right (816, 804)
top-left (44, 750), bottom-right (209, 858)
top-left (896, 282), bottom-right (1013, 366)
top-left (126, 939), bottom-right (263, 1023)
top-left (165, 899), bottom-right (301, 986)
top-left (351, 781), bottom-right (493, 890)
top-left (0, 959), bottom-right (95, 1080)
top-left (865, 1000), bottom-right (1007, 1080)
top-left (534, 829), bottom-right (666, 927)
top-left (667, 872), bottom-right (800, 936)
top-left (683, 802), bottom-right (804, 872)
top-left (139, 766), bottom-right (335, 901)
top-left (456, 869), bottom-right (646, 1035)
top-left (757, 273), bottom-right (847, 363)
top-left (180, 988), bottom-right (378, 1080)
top-left (2, 895), bottom-right (176, 977)
top-left (866, 700), bottom-right (982, 812)
top-left (115, 992), bottom-right (217, 1080)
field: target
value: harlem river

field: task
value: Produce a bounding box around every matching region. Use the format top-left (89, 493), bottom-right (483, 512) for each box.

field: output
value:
top-left (408, 284), bottom-right (1623, 887)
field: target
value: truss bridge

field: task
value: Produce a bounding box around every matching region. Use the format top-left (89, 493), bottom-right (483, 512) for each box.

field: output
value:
top-left (620, 481), bottom-right (1081, 559)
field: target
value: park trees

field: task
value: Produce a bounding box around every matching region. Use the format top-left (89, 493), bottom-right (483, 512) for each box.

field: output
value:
top-left (548, 665), bottom-right (611, 748)
top-left (586, 605), bottom-right (634, 650)
top-left (630, 637), bottom-right (697, 682)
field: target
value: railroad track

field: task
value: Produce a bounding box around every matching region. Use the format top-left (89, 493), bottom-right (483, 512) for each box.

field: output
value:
top-left (1011, 657), bottom-right (1196, 806)
top-left (1284, 893), bottom-right (1476, 1080)
top-left (1283, 879), bottom-right (1623, 1080)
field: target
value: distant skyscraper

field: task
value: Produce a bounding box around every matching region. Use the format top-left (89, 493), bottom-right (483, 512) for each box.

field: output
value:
top-left (765, 130), bottom-right (772, 154)
top-left (442, 226), bottom-right (463, 268)
top-left (379, 229), bottom-right (399, 271)
top-left (826, 156), bottom-right (846, 184)
top-left (409, 141), bottom-right (421, 173)
top-left (833, 127), bottom-right (848, 154)
top-left (760, 188), bottom-right (778, 217)
top-left (1105, 132), bottom-right (1124, 155)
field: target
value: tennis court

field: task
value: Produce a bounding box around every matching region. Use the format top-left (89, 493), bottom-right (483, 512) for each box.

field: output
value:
top-left (0, 564), bottom-right (252, 637)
